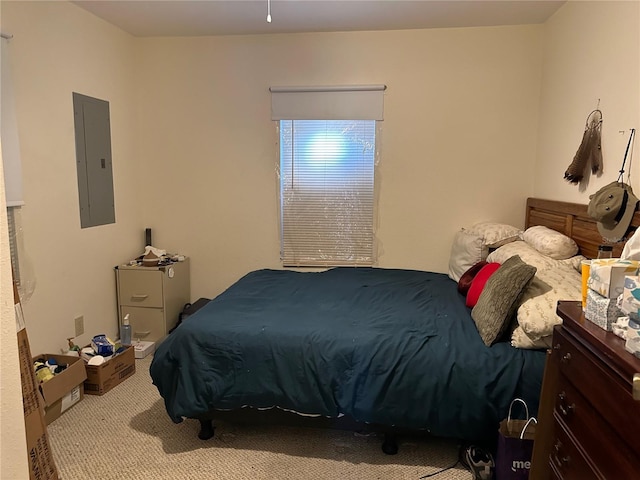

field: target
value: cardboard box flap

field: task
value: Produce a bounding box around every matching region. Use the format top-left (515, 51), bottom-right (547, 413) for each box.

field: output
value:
top-left (33, 354), bottom-right (87, 407)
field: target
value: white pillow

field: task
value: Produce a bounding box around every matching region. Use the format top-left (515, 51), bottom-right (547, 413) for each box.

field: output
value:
top-left (515, 265), bottom-right (582, 340)
top-left (486, 241), bottom-right (561, 272)
top-left (448, 230), bottom-right (485, 282)
top-left (559, 254), bottom-right (588, 272)
top-left (521, 225), bottom-right (578, 260)
top-left (512, 326), bottom-right (552, 349)
top-left (465, 222), bottom-right (522, 248)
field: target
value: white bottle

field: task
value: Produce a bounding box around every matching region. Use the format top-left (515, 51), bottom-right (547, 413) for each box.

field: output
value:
top-left (121, 314), bottom-right (132, 346)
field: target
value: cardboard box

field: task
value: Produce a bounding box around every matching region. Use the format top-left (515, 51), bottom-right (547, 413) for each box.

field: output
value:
top-left (134, 341), bottom-right (155, 359)
top-left (585, 288), bottom-right (623, 331)
top-left (588, 258), bottom-right (640, 298)
top-left (33, 354), bottom-right (87, 424)
top-left (15, 282), bottom-right (59, 480)
top-left (84, 345), bottom-right (135, 395)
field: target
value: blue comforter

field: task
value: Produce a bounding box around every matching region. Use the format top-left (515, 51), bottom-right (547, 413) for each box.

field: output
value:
top-left (150, 267), bottom-right (545, 441)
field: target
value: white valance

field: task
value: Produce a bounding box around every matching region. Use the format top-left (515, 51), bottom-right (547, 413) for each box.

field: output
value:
top-left (270, 85), bottom-right (386, 121)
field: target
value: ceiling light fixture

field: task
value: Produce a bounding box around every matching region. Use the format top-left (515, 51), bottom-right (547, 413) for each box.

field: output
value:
top-left (266, 0), bottom-right (272, 23)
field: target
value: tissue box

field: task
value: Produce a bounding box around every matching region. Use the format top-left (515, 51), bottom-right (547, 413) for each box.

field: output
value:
top-left (620, 276), bottom-right (640, 319)
top-left (625, 319), bottom-right (640, 358)
top-left (588, 259), bottom-right (640, 299)
top-left (585, 289), bottom-right (623, 331)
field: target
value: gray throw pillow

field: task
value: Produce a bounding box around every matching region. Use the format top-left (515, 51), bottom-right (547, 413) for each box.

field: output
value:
top-left (471, 255), bottom-right (537, 346)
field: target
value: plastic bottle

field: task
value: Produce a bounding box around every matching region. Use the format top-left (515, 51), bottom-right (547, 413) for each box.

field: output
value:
top-left (121, 314), bottom-right (132, 346)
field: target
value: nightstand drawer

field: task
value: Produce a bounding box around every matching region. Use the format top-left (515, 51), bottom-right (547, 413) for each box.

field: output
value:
top-left (121, 306), bottom-right (165, 343)
top-left (118, 269), bottom-right (163, 307)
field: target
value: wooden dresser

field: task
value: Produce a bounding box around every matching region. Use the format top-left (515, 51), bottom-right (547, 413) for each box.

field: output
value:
top-left (530, 301), bottom-right (640, 480)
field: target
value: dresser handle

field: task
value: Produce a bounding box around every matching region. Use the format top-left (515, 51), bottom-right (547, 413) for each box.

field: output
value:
top-left (634, 373), bottom-right (640, 401)
top-left (561, 352), bottom-right (572, 363)
top-left (133, 330), bottom-right (151, 338)
top-left (554, 343), bottom-right (561, 350)
top-left (553, 454), bottom-right (571, 467)
top-left (131, 294), bottom-right (149, 301)
top-left (557, 392), bottom-right (575, 416)
top-left (553, 441), bottom-right (570, 468)
top-left (560, 404), bottom-right (574, 416)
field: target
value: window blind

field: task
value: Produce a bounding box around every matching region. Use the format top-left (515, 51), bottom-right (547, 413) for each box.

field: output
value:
top-left (279, 119), bottom-right (376, 267)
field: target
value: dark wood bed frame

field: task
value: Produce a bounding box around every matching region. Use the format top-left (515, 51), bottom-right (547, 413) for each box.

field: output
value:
top-left (195, 197), bottom-right (640, 454)
top-left (525, 197), bottom-right (640, 259)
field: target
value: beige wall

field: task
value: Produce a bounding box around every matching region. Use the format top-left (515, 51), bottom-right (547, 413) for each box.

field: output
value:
top-left (135, 26), bottom-right (543, 299)
top-left (1, 0), bottom-right (140, 359)
top-left (535, 0), bottom-right (640, 201)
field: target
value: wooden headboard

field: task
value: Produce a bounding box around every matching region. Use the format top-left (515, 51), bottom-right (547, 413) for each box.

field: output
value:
top-left (525, 198), bottom-right (640, 259)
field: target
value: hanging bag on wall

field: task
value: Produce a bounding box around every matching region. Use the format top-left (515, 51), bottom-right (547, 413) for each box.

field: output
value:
top-left (496, 398), bottom-right (537, 480)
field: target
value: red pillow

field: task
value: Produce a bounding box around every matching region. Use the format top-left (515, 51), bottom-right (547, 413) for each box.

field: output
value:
top-left (466, 262), bottom-right (501, 308)
top-left (458, 261), bottom-right (488, 295)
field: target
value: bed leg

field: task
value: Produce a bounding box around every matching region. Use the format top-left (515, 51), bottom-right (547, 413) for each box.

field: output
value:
top-left (381, 433), bottom-right (398, 455)
top-left (198, 419), bottom-right (215, 440)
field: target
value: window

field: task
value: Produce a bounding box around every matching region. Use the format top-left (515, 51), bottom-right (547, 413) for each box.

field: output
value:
top-left (271, 85), bottom-right (385, 267)
top-left (279, 120), bottom-right (376, 267)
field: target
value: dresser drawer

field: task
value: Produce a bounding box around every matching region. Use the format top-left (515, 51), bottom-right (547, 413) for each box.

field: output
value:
top-left (118, 269), bottom-right (163, 308)
top-left (554, 378), bottom-right (638, 478)
top-left (555, 328), bottom-right (640, 439)
top-left (549, 420), bottom-right (599, 480)
top-left (121, 306), bottom-right (165, 343)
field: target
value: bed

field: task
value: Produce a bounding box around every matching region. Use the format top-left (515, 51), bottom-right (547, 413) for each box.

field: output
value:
top-left (149, 198), bottom-right (640, 453)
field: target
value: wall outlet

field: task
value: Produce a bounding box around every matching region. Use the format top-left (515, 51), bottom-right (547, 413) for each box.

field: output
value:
top-left (74, 315), bottom-right (84, 337)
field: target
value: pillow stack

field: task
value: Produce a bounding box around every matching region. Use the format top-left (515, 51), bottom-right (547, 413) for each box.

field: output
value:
top-left (486, 226), bottom-right (583, 349)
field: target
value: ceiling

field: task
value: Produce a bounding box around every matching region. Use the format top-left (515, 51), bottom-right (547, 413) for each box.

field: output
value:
top-left (72, 0), bottom-right (566, 37)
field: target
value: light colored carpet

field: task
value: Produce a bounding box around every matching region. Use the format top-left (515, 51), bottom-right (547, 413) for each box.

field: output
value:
top-left (47, 355), bottom-right (473, 480)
